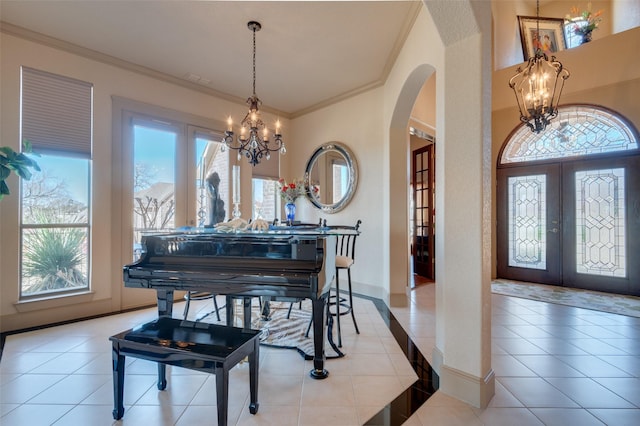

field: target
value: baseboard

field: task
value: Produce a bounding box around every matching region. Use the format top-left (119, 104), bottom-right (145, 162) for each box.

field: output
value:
top-left (340, 278), bottom-right (386, 301)
top-left (438, 362), bottom-right (495, 408)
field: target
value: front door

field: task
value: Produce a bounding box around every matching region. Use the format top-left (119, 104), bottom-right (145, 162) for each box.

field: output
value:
top-left (497, 163), bottom-right (562, 285)
top-left (562, 155), bottom-right (640, 295)
top-left (498, 156), bottom-right (640, 296)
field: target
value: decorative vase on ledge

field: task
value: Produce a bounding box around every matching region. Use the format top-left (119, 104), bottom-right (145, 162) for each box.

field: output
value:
top-left (285, 202), bottom-right (296, 223)
top-left (580, 30), bottom-right (593, 44)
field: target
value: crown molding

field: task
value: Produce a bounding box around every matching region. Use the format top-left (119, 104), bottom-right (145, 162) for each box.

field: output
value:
top-left (0, 21), bottom-right (291, 119)
top-left (290, 1), bottom-right (422, 119)
top-left (2, 1), bottom-right (421, 121)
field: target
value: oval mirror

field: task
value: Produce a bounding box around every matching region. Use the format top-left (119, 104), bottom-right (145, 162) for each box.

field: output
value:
top-left (304, 142), bottom-right (358, 213)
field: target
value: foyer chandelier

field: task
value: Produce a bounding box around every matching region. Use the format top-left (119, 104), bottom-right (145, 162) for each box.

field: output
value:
top-left (222, 21), bottom-right (285, 166)
top-left (509, 0), bottom-right (570, 133)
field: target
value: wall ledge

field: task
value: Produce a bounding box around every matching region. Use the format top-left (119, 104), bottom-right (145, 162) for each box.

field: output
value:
top-left (13, 291), bottom-right (96, 313)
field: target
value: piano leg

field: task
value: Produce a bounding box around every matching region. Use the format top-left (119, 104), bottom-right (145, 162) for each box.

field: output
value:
top-left (243, 297), bottom-right (252, 330)
top-left (111, 345), bottom-right (125, 420)
top-left (309, 297), bottom-right (329, 379)
top-left (157, 289), bottom-right (174, 317)
top-left (226, 295), bottom-right (234, 326)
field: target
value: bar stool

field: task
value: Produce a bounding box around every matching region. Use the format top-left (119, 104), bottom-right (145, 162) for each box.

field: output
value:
top-left (328, 219), bottom-right (361, 347)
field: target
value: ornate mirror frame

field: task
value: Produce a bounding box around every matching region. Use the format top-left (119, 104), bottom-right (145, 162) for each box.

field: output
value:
top-left (304, 142), bottom-right (358, 214)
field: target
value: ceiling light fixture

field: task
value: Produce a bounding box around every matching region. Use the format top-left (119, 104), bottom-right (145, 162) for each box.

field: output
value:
top-left (509, 0), bottom-right (570, 133)
top-left (222, 21), bottom-right (285, 166)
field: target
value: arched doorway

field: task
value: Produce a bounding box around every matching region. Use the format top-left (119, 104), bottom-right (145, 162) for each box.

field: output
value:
top-left (497, 105), bottom-right (640, 296)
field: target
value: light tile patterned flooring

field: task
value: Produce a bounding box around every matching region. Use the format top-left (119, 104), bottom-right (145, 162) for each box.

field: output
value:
top-left (1, 284), bottom-right (640, 425)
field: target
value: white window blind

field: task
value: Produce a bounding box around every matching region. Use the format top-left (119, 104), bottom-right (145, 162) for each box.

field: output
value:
top-left (252, 152), bottom-right (280, 179)
top-left (21, 67), bottom-right (93, 158)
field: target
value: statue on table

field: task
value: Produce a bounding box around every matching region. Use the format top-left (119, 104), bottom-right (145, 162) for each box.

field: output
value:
top-left (205, 171), bottom-right (225, 226)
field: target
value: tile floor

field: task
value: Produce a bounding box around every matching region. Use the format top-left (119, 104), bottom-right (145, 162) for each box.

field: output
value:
top-left (1, 284), bottom-right (640, 425)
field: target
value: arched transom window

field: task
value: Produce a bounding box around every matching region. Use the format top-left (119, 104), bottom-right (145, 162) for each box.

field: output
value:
top-left (501, 105), bottom-right (638, 165)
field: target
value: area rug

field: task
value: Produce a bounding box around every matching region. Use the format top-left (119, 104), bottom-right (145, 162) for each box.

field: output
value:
top-left (195, 299), bottom-right (345, 359)
top-left (492, 279), bottom-right (640, 318)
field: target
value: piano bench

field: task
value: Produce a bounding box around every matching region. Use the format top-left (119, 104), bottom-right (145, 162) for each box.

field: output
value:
top-left (109, 317), bottom-right (260, 426)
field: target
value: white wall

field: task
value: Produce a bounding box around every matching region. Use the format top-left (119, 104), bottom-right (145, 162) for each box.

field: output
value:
top-left (492, 0), bottom-right (618, 71)
top-left (287, 88), bottom-right (386, 299)
top-left (613, 0), bottom-right (640, 32)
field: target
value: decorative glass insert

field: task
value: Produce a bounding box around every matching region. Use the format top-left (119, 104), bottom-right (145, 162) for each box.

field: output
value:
top-left (575, 168), bottom-right (626, 277)
top-left (508, 175), bottom-right (547, 270)
top-left (501, 105), bottom-right (638, 164)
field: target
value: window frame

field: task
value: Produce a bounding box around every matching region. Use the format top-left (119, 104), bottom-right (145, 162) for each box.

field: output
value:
top-left (19, 67), bottom-right (93, 300)
top-left (111, 97), bottom-right (231, 293)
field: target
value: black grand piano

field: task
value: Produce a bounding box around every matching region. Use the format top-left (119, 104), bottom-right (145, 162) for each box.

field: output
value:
top-left (123, 227), bottom-right (340, 378)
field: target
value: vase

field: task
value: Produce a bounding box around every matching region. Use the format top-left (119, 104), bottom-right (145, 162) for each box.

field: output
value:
top-left (581, 31), bottom-right (592, 44)
top-left (285, 202), bottom-right (296, 223)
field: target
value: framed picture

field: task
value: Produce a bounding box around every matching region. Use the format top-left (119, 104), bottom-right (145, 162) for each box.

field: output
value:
top-left (518, 16), bottom-right (567, 60)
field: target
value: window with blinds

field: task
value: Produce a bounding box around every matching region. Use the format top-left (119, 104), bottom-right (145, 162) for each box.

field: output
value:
top-left (19, 67), bottom-right (92, 298)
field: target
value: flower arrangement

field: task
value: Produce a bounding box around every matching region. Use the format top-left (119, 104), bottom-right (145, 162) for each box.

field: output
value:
top-left (277, 178), bottom-right (306, 203)
top-left (566, 2), bottom-right (603, 36)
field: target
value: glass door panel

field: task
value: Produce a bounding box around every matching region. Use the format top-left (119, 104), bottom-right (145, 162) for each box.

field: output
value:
top-left (575, 168), bottom-right (626, 277)
top-left (562, 156), bottom-right (640, 295)
top-left (132, 122), bottom-right (177, 260)
top-left (192, 127), bottom-right (228, 227)
top-left (412, 145), bottom-right (434, 280)
top-left (497, 164), bottom-right (561, 284)
top-left (507, 174), bottom-right (547, 270)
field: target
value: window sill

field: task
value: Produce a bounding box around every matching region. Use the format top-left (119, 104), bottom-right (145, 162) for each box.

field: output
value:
top-left (13, 291), bottom-right (96, 313)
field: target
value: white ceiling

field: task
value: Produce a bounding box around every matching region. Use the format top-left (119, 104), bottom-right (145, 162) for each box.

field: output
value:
top-left (0, 1), bottom-right (421, 117)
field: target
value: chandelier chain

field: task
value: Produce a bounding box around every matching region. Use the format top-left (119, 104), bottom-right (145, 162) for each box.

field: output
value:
top-left (252, 25), bottom-right (256, 97)
top-left (536, 0), bottom-right (540, 45)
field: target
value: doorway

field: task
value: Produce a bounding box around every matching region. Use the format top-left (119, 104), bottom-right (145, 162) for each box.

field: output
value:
top-left (496, 105), bottom-right (640, 296)
top-left (412, 140), bottom-right (435, 281)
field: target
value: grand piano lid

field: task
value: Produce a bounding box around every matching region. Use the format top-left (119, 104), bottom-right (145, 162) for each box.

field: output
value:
top-left (140, 226), bottom-right (359, 238)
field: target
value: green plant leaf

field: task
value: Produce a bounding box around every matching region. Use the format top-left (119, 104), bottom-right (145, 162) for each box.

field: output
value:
top-left (22, 139), bottom-right (33, 153)
top-left (0, 146), bottom-right (18, 157)
top-left (0, 179), bottom-right (9, 196)
top-left (0, 164), bottom-right (10, 180)
top-left (0, 143), bottom-right (40, 200)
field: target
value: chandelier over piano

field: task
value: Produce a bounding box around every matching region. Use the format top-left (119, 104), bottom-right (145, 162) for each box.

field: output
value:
top-left (222, 21), bottom-right (286, 166)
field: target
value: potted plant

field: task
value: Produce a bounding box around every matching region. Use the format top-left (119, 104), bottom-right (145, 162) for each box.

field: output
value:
top-left (566, 2), bottom-right (604, 44)
top-left (0, 140), bottom-right (40, 200)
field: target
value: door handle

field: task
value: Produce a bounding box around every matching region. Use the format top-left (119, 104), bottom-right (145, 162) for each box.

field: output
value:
top-left (548, 228), bottom-right (559, 233)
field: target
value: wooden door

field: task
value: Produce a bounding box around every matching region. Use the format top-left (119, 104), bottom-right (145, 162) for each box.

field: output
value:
top-left (412, 145), bottom-right (435, 280)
